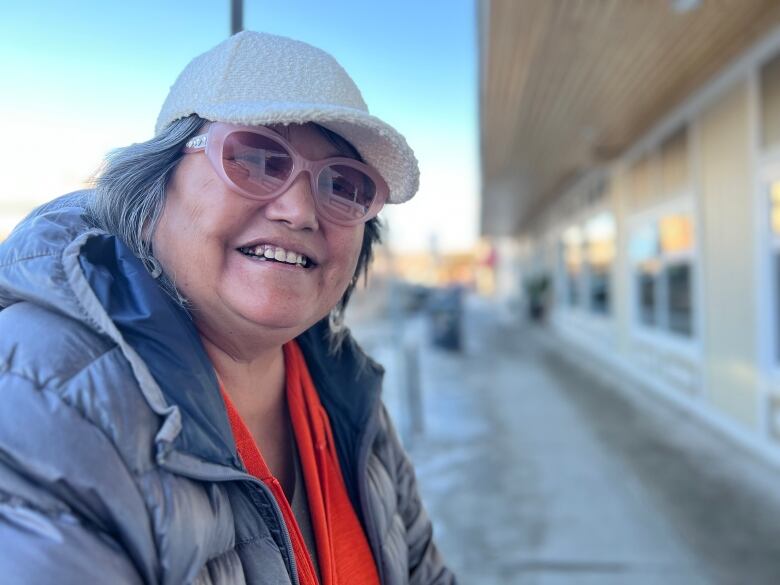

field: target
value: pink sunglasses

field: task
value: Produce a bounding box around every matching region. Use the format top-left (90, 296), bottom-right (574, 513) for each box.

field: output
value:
top-left (182, 123), bottom-right (388, 226)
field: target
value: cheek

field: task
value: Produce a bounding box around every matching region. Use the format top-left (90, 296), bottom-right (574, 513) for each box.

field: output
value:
top-left (151, 206), bottom-right (175, 266)
top-left (151, 209), bottom-right (188, 290)
top-left (152, 195), bottom-right (209, 285)
top-left (328, 230), bottom-right (364, 289)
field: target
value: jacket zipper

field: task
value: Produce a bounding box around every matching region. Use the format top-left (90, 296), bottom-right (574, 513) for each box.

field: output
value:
top-left (356, 407), bottom-right (385, 585)
top-left (158, 456), bottom-right (300, 585)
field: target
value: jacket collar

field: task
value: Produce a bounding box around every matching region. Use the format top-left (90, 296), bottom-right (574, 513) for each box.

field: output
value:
top-left (79, 233), bottom-right (241, 467)
top-left (296, 320), bottom-right (384, 499)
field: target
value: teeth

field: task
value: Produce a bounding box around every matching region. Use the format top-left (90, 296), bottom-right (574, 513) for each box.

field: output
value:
top-left (242, 244), bottom-right (311, 266)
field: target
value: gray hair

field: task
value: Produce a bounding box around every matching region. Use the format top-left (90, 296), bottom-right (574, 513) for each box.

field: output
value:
top-left (88, 115), bottom-right (203, 305)
top-left (87, 115), bottom-right (381, 351)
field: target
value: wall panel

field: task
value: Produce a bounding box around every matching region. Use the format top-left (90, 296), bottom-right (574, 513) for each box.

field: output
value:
top-left (698, 80), bottom-right (759, 428)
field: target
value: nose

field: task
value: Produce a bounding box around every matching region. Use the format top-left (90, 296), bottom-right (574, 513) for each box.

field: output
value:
top-left (262, 172), bottom-right (319, 230)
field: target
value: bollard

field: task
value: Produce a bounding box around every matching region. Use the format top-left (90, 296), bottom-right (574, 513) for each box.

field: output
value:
top-left (403, 338), bottom-right (424, 441)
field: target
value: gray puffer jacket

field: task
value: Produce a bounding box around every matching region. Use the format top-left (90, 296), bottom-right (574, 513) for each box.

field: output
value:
top-left (0, 193), bottom-right (455, 585)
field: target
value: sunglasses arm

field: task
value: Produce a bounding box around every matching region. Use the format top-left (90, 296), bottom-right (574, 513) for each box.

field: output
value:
top-left (183, 133), bottom-right (209, 153)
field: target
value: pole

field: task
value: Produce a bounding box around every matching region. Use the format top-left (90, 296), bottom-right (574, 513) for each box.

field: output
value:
top-left (404, 338), bottom-right (424, 438)
top-left (230, 0), bottom-right (243, 35)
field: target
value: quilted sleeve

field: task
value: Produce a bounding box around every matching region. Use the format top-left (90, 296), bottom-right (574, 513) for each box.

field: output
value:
top-left (379, 405), bottom-right (457, 585)
top-left (0, 370), bottom-right (155, 584)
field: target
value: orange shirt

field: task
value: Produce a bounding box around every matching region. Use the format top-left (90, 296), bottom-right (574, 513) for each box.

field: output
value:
top-left (220, 340), bottom-right (381, 585)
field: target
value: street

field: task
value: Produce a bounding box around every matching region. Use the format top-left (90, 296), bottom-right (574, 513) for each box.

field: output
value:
top-left (351, 297), bottom-right (780, 585)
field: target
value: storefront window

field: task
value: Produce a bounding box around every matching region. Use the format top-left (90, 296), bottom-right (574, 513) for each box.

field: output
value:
top-left (661, 214), bottom-right (694, 335)
top-left (771, 180), bottom-right (780, 235)
top-left (585, 213), bottom-right (615, 315)
top-left (631, 225), bottom-right (659, 326)
top-left (589, 267), bottom-right (610, 314)
top-left (666, 262), bottom-right (693, 335)
top-left (660, 214), bottom-right (694, 254)
top-left (638, 269), bottom-right (657, 326)
top-left (562, 226), bottom-right (583, 308)
top-left (630, 212), bottom-right (695, 338)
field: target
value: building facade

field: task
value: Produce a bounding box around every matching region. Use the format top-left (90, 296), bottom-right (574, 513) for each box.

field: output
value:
top-left (481, 1), bottom-right (780, 463)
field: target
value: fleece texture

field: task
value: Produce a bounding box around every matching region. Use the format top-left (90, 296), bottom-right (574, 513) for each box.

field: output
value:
top-left (156, 31), bottom-right (420, 205)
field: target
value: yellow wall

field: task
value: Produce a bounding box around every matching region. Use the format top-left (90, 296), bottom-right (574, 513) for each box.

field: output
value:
top-left (629, 128), bottom-right (693, 213)
top-left (698, 80), bottom-right (759, 429)
top-left (628, 154), bottom-right (658, 212)
top-left (661, 127), bottom-right (690, 194)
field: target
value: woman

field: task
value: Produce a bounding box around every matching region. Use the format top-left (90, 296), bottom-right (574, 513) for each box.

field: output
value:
top-left (0, 31), bottom-right (455, 585)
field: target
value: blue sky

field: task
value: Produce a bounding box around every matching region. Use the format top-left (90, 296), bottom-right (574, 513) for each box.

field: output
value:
top-left (0, 0), bottom-right (478, 252)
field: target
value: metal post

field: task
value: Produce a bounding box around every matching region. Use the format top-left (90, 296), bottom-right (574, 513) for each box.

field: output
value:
top-left (230, 0), bottom-right (243, 35)
top-left (404, 339), bottom-right (425, 438)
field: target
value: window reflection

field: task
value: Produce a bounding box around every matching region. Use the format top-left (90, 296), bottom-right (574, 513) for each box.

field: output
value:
top-left (667, 262), bottom-right (693, 335)
top-left (630, 211), bottom-right (694, 338)
top-left (585, 213), bottom-right (615, 314)
top-left (560, 214), bottom-right (616, 315)
top-left (771, 181), bottom-right (780, 235)
top-left (638, 270), bottom-right (657, 326)
top-left (660, 215), bottom-right (694, 254)
top-left (562, 226), bottom-right (583, 308)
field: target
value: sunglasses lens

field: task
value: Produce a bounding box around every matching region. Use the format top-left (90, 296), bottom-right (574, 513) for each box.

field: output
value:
top-left (222, 131), bottom-right (293, 197)
top-left (317, 164), bottom-right (378, 223)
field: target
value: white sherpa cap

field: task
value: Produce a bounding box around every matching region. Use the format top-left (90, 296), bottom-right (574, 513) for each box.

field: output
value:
top-left (156, 31), bottom-right (419, 204)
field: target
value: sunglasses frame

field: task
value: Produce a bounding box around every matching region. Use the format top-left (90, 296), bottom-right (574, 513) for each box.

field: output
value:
top-left (182, 123), bottom-right (388, 226)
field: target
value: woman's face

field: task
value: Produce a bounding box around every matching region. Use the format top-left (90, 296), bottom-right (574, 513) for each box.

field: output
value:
top-left (152, 123), bottom-right (365, 348)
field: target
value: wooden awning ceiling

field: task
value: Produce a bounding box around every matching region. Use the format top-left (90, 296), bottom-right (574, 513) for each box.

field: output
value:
top-left (480, 0), bottom-right (780, 236)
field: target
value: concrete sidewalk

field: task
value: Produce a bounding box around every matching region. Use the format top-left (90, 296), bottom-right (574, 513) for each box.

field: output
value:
top-left (351, 297), bottom-right (780, 585)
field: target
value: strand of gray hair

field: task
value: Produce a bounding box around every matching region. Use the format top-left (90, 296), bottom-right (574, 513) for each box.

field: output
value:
top-left (87, 115), bottom-right (204, 306)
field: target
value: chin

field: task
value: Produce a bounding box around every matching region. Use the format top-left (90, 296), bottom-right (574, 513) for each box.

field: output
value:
top-left (241, 307), bottom-right (322, 335)
top-left (223, 288), bottom-right (337, 337)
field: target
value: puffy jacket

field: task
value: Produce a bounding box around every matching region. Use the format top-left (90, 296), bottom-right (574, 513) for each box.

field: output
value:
top-left (0, 192), bottom-right (455, 585)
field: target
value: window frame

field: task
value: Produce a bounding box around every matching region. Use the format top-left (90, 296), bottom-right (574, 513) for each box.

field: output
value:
top-left (556, 206), bottom-right (616, 319)
top-left (559, 224), bottom-right (585, 310)
top-left (627, 196), bottom-right (700, 356)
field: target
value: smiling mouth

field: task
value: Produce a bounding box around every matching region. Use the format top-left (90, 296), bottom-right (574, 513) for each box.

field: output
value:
top-left (237, 244), bottom-right (315, 268)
